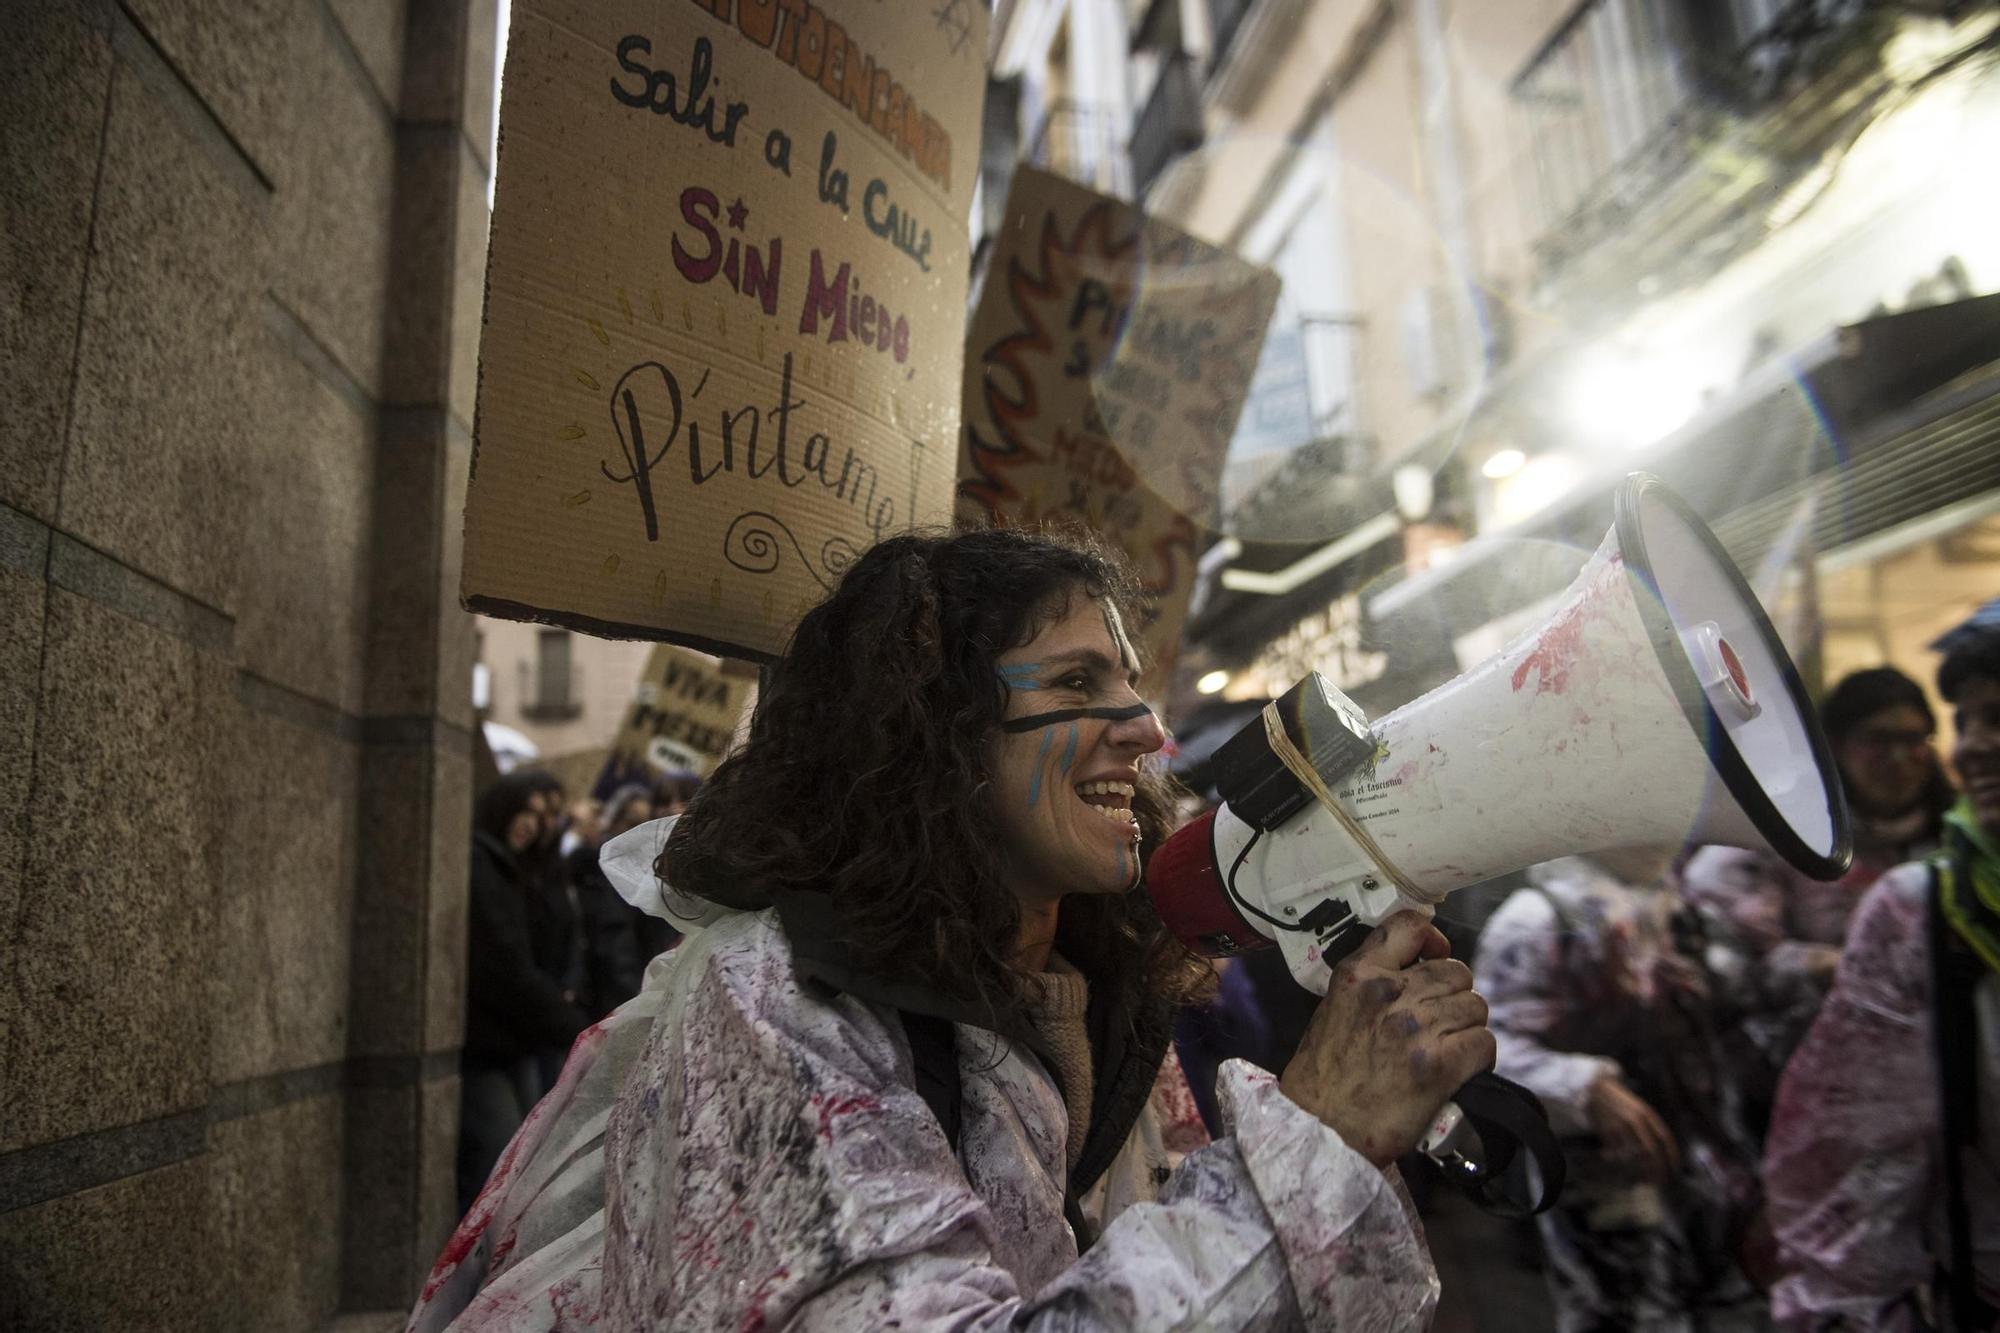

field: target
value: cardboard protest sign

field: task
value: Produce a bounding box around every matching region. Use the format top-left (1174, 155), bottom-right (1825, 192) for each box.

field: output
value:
top-left (465, 0), bottom-right (989, 659)
top-left (607, 643), bottom-right (754, 778)
top-left (957, 168), bottom-right (1279, 687)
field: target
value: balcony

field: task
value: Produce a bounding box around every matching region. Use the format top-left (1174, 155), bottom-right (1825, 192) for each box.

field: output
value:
top-left (1026, 100), bottom-right (1132, 198)
top-left (1130, 52), bottom-right (1205, 199)
top-left (1510, 0), bottom-right (1886, 294)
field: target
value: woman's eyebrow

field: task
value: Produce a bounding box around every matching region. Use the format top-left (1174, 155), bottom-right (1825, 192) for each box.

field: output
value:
top-left (1036, 649), bottom-right (1119, 672)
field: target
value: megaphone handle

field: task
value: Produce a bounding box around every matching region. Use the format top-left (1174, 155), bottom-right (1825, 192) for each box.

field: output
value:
top-left (1421, 1072), bottom-right (1566, 1217)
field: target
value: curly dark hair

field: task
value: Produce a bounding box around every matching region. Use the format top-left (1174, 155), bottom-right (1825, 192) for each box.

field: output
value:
top-left (661, 525), bottom-right (1211, 1031)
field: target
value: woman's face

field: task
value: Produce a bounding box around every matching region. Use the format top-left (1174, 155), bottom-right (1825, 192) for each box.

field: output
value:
top-left (988, 594), bottom-right (1167, 903)
top-left (1952, 675), bottom-right (2000, 837)
top-left (506, 804), bottom-right (540, 852)
top-left (1834, 702), bottom-right (1935, 818)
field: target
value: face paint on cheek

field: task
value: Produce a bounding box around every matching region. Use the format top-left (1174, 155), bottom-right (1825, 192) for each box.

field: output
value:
top-left (1025, 727), bottom-right (1056, 808)
top-left (1059, 722), bottom-right (1078, 775)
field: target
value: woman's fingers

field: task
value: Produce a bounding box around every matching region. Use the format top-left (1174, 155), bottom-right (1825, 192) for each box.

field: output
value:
top-left (1415, 988), bottom-right (1489, 1036)
top-left (1435, 1026), bottom-right (1498, 1087)
top-left (1358, 910), bottom-right (1445, 970)
top-left (1401, 957), bottom-right (1475, 1001)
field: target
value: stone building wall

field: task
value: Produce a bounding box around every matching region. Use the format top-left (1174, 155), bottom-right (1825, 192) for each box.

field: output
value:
top-left (0, 0), bottom-right (493, 1326)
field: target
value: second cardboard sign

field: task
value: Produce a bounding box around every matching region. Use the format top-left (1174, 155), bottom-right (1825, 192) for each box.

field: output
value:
top-left (958, 167), bottom-right (1279, 691)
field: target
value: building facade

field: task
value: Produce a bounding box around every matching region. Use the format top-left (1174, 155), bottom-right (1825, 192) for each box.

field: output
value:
top-left (991, 0), bottom-right (2000, 742)
top-left (473, 613), bottom-right (655, 774)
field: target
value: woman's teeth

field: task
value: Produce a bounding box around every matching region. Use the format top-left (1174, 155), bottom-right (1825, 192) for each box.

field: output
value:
top-left (1077, 780), bottom-right (1137, 822)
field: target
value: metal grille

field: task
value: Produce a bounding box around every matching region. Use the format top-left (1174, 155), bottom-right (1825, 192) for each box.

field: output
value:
top-left (1509, 0), bottom-right (1820, 237)
top-left (1712, 382), bottom-right (2000, 569)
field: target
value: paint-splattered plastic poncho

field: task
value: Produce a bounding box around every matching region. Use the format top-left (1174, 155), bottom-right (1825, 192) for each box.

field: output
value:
top-left (1762, 863), bottom-right (2000, 1330)
top-left (409, 906), bottom-right (1440, 1331)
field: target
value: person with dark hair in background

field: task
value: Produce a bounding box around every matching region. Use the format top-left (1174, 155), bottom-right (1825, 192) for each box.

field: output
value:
top-left (512, 770), bottom-right (587, 1093)
top-left (411, 527), bottom-right (1495, 1330)
top-left (565, 781), bottom-right (681, 1016)
top-left (1763, 604), bottom-right (2000, 1331)
top-left (1677, 666), bottom-right (1955, 1135)
top-left (458, 770), bottom-right (588, 1215)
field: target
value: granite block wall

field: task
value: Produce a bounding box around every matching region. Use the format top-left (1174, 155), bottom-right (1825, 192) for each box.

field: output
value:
top-left (0, 0), bottom-right (490, 1326)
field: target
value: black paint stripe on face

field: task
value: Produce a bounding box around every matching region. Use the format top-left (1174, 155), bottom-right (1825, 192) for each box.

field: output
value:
top-left (1000, 702), bottom-right (1154, 734)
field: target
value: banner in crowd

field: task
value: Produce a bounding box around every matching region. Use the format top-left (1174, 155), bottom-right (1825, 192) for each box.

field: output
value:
top-left (606, 643), bottom-right (755, 780)
top-left (463, 0), bottom-right (989, 659)
top-left (957, 167), bottom-right (1279, 688)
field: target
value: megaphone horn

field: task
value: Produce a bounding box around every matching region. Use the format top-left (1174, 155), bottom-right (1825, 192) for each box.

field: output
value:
top-left (1147, 472), bottom-right (1852, 1213)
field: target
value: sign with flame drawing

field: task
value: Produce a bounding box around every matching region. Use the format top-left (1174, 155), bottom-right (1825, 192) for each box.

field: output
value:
top-left (463, 0), bottom-right (987, 659)
top-left (958, 167), bottom-right (1279, 689)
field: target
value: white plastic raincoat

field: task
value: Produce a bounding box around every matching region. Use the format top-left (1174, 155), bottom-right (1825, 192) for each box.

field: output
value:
top-left (409, 823), bottom-right (1439, 1331)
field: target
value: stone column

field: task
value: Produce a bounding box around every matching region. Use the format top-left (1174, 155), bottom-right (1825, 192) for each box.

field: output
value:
top-left (340, 0), bottom-right (492, 1310)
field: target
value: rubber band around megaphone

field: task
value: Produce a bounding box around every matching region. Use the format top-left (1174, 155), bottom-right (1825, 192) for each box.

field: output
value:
top-left (1259, 703), bottom-right (1443, 907)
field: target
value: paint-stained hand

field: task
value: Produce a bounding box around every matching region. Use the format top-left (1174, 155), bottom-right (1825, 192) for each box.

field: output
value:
top-left (1585, 1073), bottom-right (1679, 1184)
top-left (1278, 911), bottom-right (1495, 1169)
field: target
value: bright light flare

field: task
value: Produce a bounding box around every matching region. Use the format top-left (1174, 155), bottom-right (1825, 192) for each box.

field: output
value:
top-left (1481, 448), bottom-right (1526, 479)
top-left (1195, 670), bottom-right (1231, 695)
top-left (1567, 347), bottom-right (1705, 451)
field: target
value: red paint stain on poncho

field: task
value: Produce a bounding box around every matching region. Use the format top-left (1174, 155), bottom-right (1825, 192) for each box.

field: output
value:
top-left (810, 1091), bottom-right (880, 1140)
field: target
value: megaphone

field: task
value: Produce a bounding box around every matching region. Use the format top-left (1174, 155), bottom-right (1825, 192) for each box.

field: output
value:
top-left (1148, 473), bottom-right (1852, 1210)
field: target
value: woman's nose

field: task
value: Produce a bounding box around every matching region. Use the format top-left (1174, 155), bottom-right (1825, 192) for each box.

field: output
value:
top-left (1108, 703), bottom-right (1167, 755)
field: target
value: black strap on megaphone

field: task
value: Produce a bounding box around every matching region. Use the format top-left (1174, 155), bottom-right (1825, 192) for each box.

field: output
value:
top-left (1434, 1072), bottom-right (1566, 1218)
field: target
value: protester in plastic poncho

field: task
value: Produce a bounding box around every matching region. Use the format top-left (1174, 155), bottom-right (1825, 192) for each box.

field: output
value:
top-left (1676, 668), bottom-right (1954, 1132)
top-left (1476, 849), bottom-right (1767, 1332)
top-left (1763, 605), bottom-right (2000, 1331)
top-left (409, 528), bottom-right (1499, 1331)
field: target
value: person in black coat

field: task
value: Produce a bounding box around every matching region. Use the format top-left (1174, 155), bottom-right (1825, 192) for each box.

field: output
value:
top-left (457, 770), bottom-right (588, 1214)
top-left (567, 782), bottom-right (687, 1017)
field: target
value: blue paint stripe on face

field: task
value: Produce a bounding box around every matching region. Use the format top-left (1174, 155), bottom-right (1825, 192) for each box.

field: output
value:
top-left (1026, 726), bottom-right (1056, 808)
top-left (1059, 722), bottom-right (1078, 775)
top-left (998, 663), bottom-right (1045, 692)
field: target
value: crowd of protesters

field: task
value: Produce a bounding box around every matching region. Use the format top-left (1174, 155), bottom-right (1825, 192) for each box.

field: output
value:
top-left (437, 551), bottom-right (2000, 1330)
top-left (455, 766), bottom-right (701, 1214)
top-left (1158, 630), bottom-right (1998, 1332)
